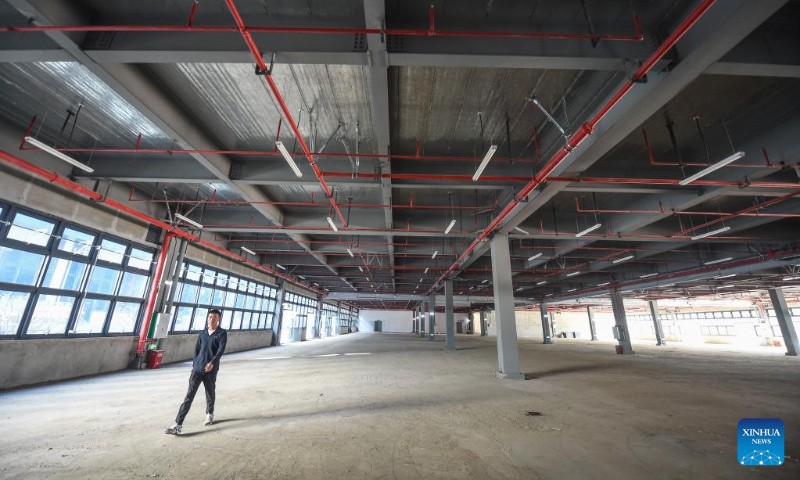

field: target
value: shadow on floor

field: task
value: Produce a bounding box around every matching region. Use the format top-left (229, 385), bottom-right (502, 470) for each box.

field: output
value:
top-left (524, 363), bottom-right (620, 380)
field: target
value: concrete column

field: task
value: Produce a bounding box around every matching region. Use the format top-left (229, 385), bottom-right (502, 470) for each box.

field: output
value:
top-left (412, 307), bottom-right (417, 333)
top-left (541, 304), bottom-right (552, 344)
top-left (420, 302), bottom-right (426, 337)
top-left (768, 288), bottom-right (798, 356)
top-left (428, 294), bottom-right (436, 341)
top-left (162, 238), bottom-right (188, 314)
top-left (610, 288), bottom-right (634, 354)
top-left (445, 279), bottom-right (455, 350)
top-left (480, 311), bottom-right (487, 336)
top-left (313, 294), bottom-right (323, 338)
top-left (649, 300), bottom-right (666, 346)
top-left (336, 302), bottom-right (342, 336)
top-left (490, 233), bottom-right (523, 379)
top-left (271, 280), bottom-right (286, 346)
top-left (587, 306), bottom-right (598, 341)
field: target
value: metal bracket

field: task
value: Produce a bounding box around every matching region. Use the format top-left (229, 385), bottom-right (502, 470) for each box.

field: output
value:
top-left (255, 53), bottom-right (276, 76)
top-left (740, 175), bottom-right (752, 189)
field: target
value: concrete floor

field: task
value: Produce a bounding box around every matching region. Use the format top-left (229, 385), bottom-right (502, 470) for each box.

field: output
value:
top-left (1, 333), bottom-right (798, 479)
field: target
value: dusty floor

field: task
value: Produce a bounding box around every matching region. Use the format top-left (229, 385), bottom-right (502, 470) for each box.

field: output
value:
top-left (1, 333), bottom-right (798, 479)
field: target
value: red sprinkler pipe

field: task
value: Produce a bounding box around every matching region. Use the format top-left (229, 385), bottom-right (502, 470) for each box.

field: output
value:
top-left (224, 0), bottom-right (347, 227)
top-left (0, 147), bottom-right (324, 345)
top-left (426, 0), bottom-right (721, 296)
top-left (677, 190), bottom-right (800, 235)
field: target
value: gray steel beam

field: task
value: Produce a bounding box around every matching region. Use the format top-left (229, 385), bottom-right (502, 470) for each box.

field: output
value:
top-left (587, 306), bottom-right (598, 341)
top-left (649, 300), bottom-right (666, 346)
top-left (540, 304), bottom-right (552, 344)
top-left (490, 233), bottom-right (523, 379)
top-left (609, 288), bottom-right (634, 354)
top-left (767, 288), bottom-right (799, 356)
top-left (444, 278), bottom-right (455, 350)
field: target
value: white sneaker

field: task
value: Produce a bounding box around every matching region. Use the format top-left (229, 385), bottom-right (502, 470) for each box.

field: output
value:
top-left (165, 423), bottom-right (182, 435)
top-left (204, 414), bottom-right (214, 426)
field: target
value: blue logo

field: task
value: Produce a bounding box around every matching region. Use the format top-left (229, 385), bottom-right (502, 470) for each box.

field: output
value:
top-left (738, 418), bottom-right (784, 466)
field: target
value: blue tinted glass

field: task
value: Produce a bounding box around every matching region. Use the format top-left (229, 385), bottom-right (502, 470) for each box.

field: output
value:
top-left (86, 267), bottom-right (120, 295)
top-left (119, 272), bottom-right (148, 298)
top-left (180, 282), bottom-right (198, 303)
top-left (173, 306), bottom-right (193, 332)
top-left (108, 302), bottom-right (140, 333)
top-left (58, 228), bottom-right (95, 256)
top-left (74, 298), bottom-right (111, 334)
top-left (128, 248), bottom-right (153, 270)
top-left (42, 258), bottom-right (87, 291)
top-left (0, 246), bottom-right (46, 285)
top-left (0, 290), bottom-right (30, 335)
top-left (97, 239), bottom-right (126, 264)
top-left (26, 294), bottom-right (76, 335)
top-left (6, 212), bottom-right (55, 246)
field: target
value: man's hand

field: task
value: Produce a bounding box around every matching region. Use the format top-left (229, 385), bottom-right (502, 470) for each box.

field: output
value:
top-left (204, 362), bottom-right (214, 372)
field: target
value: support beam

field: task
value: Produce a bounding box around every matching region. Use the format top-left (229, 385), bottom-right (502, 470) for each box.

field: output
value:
top-left (314, 294), bottom-right (323, 339)
top-left (420, 302), bottom-right (426, 337)
top-left (541, 304), bottom-right (552, 345)
top-left (428, 293), bottom-right (436, 341)
top-left (609, 289), bottom-right (634, 355)
top-left (444, 279), bottom-right (455, 350)
top-left (480, 311), bottom-right (487, 337)
top-left (587, 306), bottom-right (598, 341)
top-left (649, 300), bottom-right (666, 346)
top-left (272, 280), bottom-right (286, 346)
top-left (767, 288), bottom-right (799, 356)
top-left (490, 233), bottom-right (523, 380)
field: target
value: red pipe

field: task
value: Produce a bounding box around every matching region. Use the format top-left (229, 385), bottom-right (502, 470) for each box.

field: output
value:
top-left (574, 196), bottom-right (800, 218)
top-left (224, 0), bottom-right (347, 227)
top-left (138, 231), bottom-right (173, 354)
top-left (426, 0), bottom-right (720, 296)
top-left (678, 190), bottom-right (800, 235)
top-left (1, 13), bottom-right (644, 42)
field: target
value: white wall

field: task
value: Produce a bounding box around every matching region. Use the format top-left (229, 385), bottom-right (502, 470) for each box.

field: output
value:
top-left (358, 310), bottom-right (412, 333)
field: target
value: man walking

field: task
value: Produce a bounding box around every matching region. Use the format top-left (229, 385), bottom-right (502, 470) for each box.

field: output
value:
top-left (165, 309), bottom-right (227, 435)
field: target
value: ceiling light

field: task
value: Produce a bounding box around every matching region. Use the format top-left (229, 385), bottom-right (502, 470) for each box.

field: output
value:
top-left (276, 264), bottom-right (286, 270)
top-left (566, 271), bottom-right (581, 277)
top-left (482, 279), bottom-right (489, 284)
top-left (714, 274), bottom-right (736, 279)
top-left (679, 151), bottom-right (745, 185)
top-left (597, 282), bottom-right (610, 287)
top-left (346, 248), bottom-right (354, 257)
top-left (662, 283), bottom-right (675, 287)
top-left (782, 276), bottom-right (800, 281)
top-left (326, 216), bottom-right (338, 231)
top-left (432, 250), bottom-right (438, 259)
top-left (717, 285), bottom-right (736, 289)
top-left (419, 278), bottom-right (424, 283)
top-left (275, 140), bottom-right (303, 177)
top-left (444, 219), bottom-right (456, 235)
top-left (358, 266), bottom-right (363, 272)
top-left (514, 226), bottom-right (530, 235)
top-left (575, 223), bottom-right (602, 238)
top-left (528, 253), bottom-right (543, 262)
top-left (691, 226), bottom-right (730, 241)
top-left (174, 213), bottom-right (203, 229)
top-left (567, 288), bottom-right (577, 292)
top-left (536, 280), bottom-right (547, 285)
top-left (313, 282), bottom-right (319, 286)
top-left (613, 255), bottom-right (634, 264)
top-left (424, 268), bottom-right (429, 274)
top-left (241, 247), bottom-right (256, 256)
top-left (472, 145), bottom-right (498, 181)
top-left (299, 276), bottom-right (306, 280)
top-left (366, 277), bottom-right (370, 281)
top-left (640, 273), bottom-right (658, 278)
top-left (371, 284), bottom-right (375, 288)
top-left (24, 136), bottom-right (94, 173)
top-left (516, 287), bottom-right (525, 291)
top-left (704, 257), bottom-right (733, 265)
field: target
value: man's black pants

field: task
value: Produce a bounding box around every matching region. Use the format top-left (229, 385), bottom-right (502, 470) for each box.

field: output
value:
top-left (175, 370), bottom-right (217, 425)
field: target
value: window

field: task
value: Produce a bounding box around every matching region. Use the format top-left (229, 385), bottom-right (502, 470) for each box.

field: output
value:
top-left (6, 212), bottom-right (55, 247)
top-left (0, 202), bottom-right (156, 339)
top-left (0, 246), bottom-right (46, 285)
top-left (173, 306), bottom-right (194, 332)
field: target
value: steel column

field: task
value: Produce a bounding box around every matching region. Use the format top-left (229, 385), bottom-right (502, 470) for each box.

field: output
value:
top-left (314, 294), bottom-right (323, 338)
top-left (587, 306), bottom-right (598, 341)
top-left (490, 233), bottom-right (524, 379)
top-left (768, 288), bottom-right (799, 356)
top-left (420, 302), bottom-right (426, 336)
top-left (649, 300), bottom-right (666, 346)
top-left (541, 304), bottom-right (553, 344)
top-left (445, 279), bottom-right (455, 350)
top-left (610, 289), bottom-right (634, 354)
top-left (271, 280), bottom-right (286, 346)
top-left (428, 294), bottom-right (436, 341)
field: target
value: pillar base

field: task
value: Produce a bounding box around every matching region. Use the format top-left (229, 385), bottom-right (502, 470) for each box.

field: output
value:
top-left (615, 344), bottom-right (635, 354)
top-left (428, 335), bottom-right (435, 341)
top-left (496, 370), bottom-right (525, 380)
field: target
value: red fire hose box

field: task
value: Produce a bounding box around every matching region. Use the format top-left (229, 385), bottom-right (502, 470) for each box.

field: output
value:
top-left (147, 350), bottom-right (164, 369)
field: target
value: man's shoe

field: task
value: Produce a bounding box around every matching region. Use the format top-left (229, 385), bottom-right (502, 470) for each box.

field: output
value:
top-left (165, 423), bottom-right (182, 435)
top-left (204, 414), bottom-right (214, 426)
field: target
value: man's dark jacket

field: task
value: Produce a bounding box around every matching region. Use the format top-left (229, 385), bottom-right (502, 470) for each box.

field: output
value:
top-left (193, 327), bottom-right (227, 373)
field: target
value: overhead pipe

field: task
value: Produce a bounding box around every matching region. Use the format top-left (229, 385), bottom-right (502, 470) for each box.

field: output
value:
top-left (224, 0), bottom-right (347, 227)
top-left (0, 148), bottom-right (325, 352)
top-left (574, 196), bottom-right (800, 218)
top-left (426, 0), bottom-right (722, 296)
top-left (677, 190), bottom-right (800, 236)
top-left (1, 9), bottom-right (644, 43)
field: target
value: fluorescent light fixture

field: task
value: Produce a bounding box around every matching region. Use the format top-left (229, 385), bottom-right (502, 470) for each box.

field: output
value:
top-left (714, 274), bottom-right (736, 279)
top-left (241, 247), bottom-right (256, 256)
top-left (358, 266), bottom-right (364, 272)
top-left (567, 288), bottom-right (577, 292)
top-left (346, 248), bottom-right (354, 257)
top-left (366, 277), bottom-right (370, 281)
top-left (482, 279), bottom-right (489, 284)
top-left (276, 264), bottom-right (286, 270)
top-left (472, 145), bottom-right (498, 181)
top-left (370, 284), bottom-right (375, 288)
top-left (679, 151), bottom-right (745, 185)
top-left (640, 273), bottom-right (658, 278)
top-left (536, 280), bottom-right (547, 285)
top-left (575, 223), bottom-right (602, 238)
top-left (597, 282), bottom-right (610, 287)
top-left (424, 268), bottom-right (429, 274)
top-left (566, 271), bottom-right (581, 277)
top-left (419, 278), bottom-right (424, 283)
top-left (24, 136), bottom-right (94, 173)
top-left (527, 253), bottom-right (543, 262)
top-left (662, 283), bottom-right (675, 287)
top-left (275, 140), bottom-right (303, 177)
top-left (432, 250), bottom-right (438, 259)
top-left (613, 255), bottom-right (634, 264)
top-left (691, 226), bottom-right (730, 241)
top-left (704, 257), bottom-right (732, 265)
top-left (313, 282), bottom-right (319, 286)
top-left (514, 226), bottom-right (530, 235)
top-left (299, 276), bottom-right (306, 280)
top-left (174, 213), bottom-right (203, 229)
top-left (326, 216), bottom-right (338, 231)
top-left (516, 287), bottom-right (525, 291)
top-left (717, 285), bottom-right (736, 289)
top-left (444, 219), bottom-right (456, 234)
top-left (782, 276), bottom-right (800, 281)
